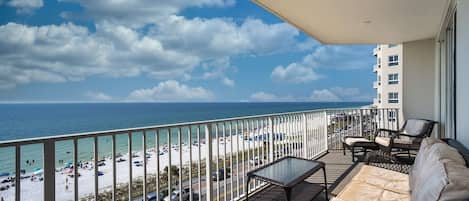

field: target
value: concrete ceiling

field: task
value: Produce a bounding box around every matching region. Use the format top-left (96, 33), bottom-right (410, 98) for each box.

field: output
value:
top-left (253, 0), bottom-right (450, 44)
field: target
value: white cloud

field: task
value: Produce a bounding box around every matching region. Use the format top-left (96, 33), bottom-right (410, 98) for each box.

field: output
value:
top-left (127, 80), bottom-right (214, 102)
top-left (59, 0), bottom-right (235, 28)
top-left (222, 77), bottom-right (235, 87)
top-left (7, 0), bottom-right (43, 14)
top-left (0, 22), bottom-right (199, 89)
top-left (153, 16), bottom-right (305, 58)
top-left (200, 57), bottom-right (236, 87)
top-left (0, 0), bottom-right (315, 90)
top-left (249, 91), bottom-right (294, 102)
top-left (270, 45), bottom-right (373, 83)
top-left (310, 89), bottom-right (340, 102)
top-left (85, 91), bottom-right (113, 101)
top-left (250, 92), bottom-right (277, 101)
top-left (302, 46), bottom-right (374, 70)
top-left (310, 87), bottom-right (372, 102)
top-left (271, 63), bottom-right (320, 83)
top-left (329, 87), bottom-right (360, 97)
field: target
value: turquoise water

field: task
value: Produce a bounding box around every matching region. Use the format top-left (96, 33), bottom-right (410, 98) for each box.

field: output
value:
top-left (0, 102), bottom-right (368, 175)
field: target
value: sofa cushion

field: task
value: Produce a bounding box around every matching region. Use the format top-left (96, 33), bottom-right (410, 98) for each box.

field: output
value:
top-left (352, 165), bottom-right (410, 194)
top-left (412, 160), bottom-right (469, 201)
top-left (411, 141), bottom-right (469, 201)
top-left (439, 163), bottom-right (469, 200)
top-left (412, 160), bottom-right (447, 201)
top-left (334, 165), bottom-right (410, 201)
top-left (410, 137), bottom-right (445, 189)
top-left (426, 143), bottom-right (467, 165)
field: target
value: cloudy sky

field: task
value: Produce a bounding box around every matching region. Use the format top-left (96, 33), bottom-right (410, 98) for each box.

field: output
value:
top-left (0, 0), bottom-right (376, 102)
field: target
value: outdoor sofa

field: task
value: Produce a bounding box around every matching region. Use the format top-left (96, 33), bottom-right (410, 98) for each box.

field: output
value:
top-left (330, 137), bottom-right (469, 201)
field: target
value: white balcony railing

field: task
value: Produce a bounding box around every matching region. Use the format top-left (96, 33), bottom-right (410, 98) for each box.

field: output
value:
top-left (0, 107), bottom-right (398, 201)
top-left (373, 47), bottom-right (379, 56)
top-left (373, 64), bottom-right (379, 72)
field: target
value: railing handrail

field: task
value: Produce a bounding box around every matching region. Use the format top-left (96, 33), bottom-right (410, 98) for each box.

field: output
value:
top-left (0, 106), bottom-right (397, 147)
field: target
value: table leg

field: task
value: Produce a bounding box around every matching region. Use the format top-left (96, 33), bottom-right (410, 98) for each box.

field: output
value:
top-left (323, 167), bottom-right (328, 200)
top-left (283, 187), bottom-right (292, 201)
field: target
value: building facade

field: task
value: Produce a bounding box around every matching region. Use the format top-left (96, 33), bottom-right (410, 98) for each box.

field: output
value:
top-left (373, 44), bottom-right (403, 125)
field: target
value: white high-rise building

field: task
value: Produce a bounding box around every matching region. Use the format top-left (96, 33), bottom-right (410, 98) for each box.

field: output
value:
top-left (373, 44), bottom-right (403, 124)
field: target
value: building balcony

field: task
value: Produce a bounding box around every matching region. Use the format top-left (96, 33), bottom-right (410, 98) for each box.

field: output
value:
top-left (373, 98), bottom-right (380, 105)
top-left (0, 108), bottom-right (402, 201)
top-left (373, 47), bottom-right (379, 56)
top-left (373, 64), bottom-right (379, 72)
top-left (373, 81), bottom-right (380, 88)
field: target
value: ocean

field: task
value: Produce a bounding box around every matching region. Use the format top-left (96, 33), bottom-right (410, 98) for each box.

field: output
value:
top-left (0, 102), bottom-right (368, 175)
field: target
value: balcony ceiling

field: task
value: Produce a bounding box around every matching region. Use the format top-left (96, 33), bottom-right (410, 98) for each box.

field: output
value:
top-left (252, 0), bottom-right (450, 44)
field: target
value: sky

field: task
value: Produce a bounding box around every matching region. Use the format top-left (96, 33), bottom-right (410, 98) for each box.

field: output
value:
top-left (0, 0), bottom-right (377, 103)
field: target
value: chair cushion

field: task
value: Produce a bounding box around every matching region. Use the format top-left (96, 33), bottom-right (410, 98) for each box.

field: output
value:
top-left (402, 119), bottom-right (431, 136)
top-left (375, 136), bottom-right (413, 147)
top-left (334, 165), bottom-right (410, 201)
top-left (344, 137), bottom-right (372, 146)
top-left (375, 136), bottom-right (390, 146)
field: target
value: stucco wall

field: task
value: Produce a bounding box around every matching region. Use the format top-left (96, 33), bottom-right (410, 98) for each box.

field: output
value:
top-left (402, 39), bottom-right (436, 121)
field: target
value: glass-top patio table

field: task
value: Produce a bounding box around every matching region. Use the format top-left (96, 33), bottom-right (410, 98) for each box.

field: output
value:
top-left (246, 156), bottom-right (328, 201)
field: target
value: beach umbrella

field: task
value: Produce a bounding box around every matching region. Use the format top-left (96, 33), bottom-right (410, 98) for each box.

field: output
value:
top-left (33, 169), bottom-right (43, 176)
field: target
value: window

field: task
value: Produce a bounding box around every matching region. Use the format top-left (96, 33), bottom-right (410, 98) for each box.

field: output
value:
top-left (388, 92), bottom-right (399, 103)
top-left (388, 111), bottom-right (397, 122)
top-left (378, 75), bottom-right (381, 85)
top-left (388, 44), bottom-right (398, 48)
top-left (378, 57), bottom-right (381, 67)
top-left (388, 55), bottom-right (399, 66)
top-left (378, 93), bottom-right (381, 103)
top-left (388, 74), bottom-right (399, 84)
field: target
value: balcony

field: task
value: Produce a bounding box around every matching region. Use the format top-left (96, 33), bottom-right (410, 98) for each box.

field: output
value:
top-left (373, 47), bottom-right (378, 56)
top-left (0, 108), bottom-right (400, 201)
top-left (373, 98), bottom-right (380, 105)
top-left (373, 64), bottom-right (379, 73)
top-left (373, 81), bottom-right (380, 88)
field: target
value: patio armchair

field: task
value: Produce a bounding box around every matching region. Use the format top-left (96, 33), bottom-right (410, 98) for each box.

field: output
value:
top-left (374, 119), bottom-right (437, 157)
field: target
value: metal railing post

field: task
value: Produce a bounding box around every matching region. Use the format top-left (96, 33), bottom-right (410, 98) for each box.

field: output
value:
top-left (323, 110), bottom-right (329, 151)
top-left (15, 145), bottom-right (20, 201)
top-left (396, 108), bottom-right (400, 130)
top-left (268, 117), bottom-right (274, 162)
top-left (302, 113), bottom-right (307, 158)
top-left (205, 124), bottom-right (213, 201)
top-left (359, 109), bottom-right (364, 137)
top-left (43, 140), bottom-right (56, 201)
